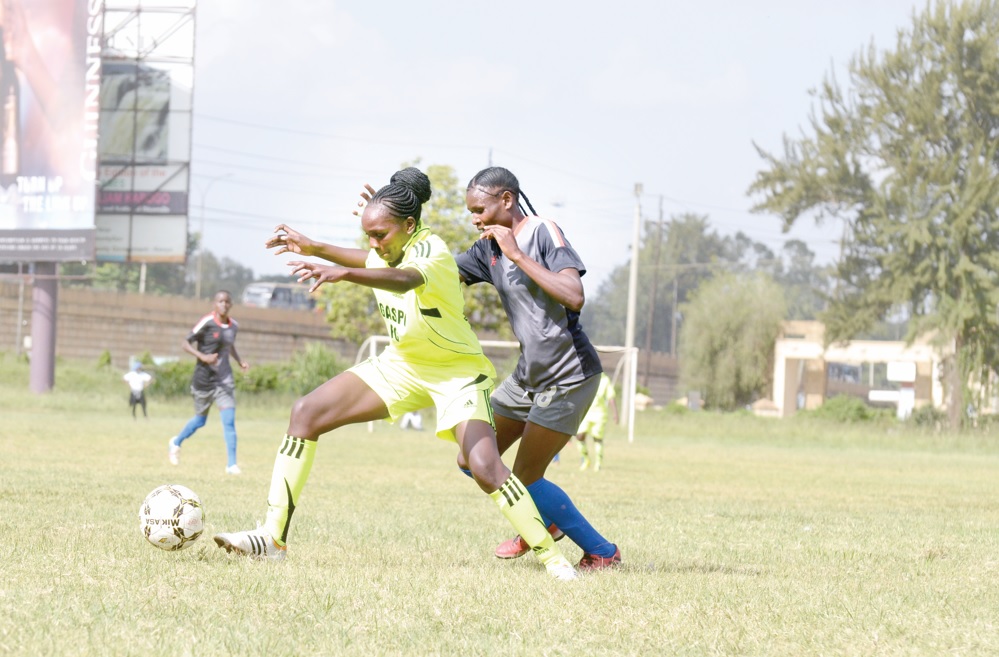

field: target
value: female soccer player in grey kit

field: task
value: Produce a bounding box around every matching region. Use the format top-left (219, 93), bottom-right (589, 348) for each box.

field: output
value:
top-left (455, 166), bottom-right (621, 570)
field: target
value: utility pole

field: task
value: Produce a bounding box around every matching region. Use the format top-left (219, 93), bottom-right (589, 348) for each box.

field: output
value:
top-left (642, 196), bottom-right (664, 387)
top-left (623, 184), bottom-right (642, 432)
top-left (671, 277), bottom-right (678, 355)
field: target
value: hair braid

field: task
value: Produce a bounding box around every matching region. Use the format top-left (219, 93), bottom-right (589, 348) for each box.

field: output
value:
top-left (467, 166), bottom-right (538, 216)
top-left (370, 167), bottom-right (432, 222)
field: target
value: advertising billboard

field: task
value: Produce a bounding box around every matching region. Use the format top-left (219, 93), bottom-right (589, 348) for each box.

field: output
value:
top-left (96, 3), bottom-right (193, 264)
top-left (0, 0), bottom-right (101, 262)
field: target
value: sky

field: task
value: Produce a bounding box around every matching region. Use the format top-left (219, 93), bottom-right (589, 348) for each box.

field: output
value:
top-left (189, 0), bottom-right (928, 295)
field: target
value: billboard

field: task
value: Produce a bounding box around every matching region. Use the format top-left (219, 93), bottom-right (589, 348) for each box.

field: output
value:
top-left (0, 0), bottom-right (101, 261)
top-left (96, 3), bottom-right (194, 264)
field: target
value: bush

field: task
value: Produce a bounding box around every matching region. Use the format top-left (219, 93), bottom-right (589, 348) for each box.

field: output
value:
top-left (151, 360), bottom-right (195, 398)
top-left (909, 403), bottom-right (946, 429)
top-left (285, 342), bottom-right (346, 395)
top-left (237, 363), bottom-right (285, 394)
top-left (806, 394), bottom-right (878, 423)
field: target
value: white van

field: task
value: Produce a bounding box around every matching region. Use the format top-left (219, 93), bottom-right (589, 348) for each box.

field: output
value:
top-left (241, 283), bottom-right (316, 311)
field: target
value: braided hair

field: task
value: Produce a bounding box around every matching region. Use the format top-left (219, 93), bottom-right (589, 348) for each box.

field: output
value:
top-left (369, 167), bottom-right (432, 223)
top-left (467, 166), bottom-right (538, 216)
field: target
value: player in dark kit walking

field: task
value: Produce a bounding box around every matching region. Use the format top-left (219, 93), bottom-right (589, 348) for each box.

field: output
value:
top-left (168, 290), bottom-right (249, 474)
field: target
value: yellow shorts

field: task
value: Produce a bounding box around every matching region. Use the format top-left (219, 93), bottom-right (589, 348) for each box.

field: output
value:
top-left (349, 350), bottom-right (495, 442)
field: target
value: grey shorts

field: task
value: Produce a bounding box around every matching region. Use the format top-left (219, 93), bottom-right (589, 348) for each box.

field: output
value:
top-left (191, 384), bottom-right (236, 416)
top-left (490, 373), bottom-right (601, 436)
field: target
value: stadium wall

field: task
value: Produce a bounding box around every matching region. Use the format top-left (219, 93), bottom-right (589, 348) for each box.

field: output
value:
top-left (0, 282), bottom-right (680, 403)
top-left (0, 282), bottom-right (353, 368)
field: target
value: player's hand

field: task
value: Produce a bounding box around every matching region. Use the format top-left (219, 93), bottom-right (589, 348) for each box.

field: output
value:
top-left (352, 184), bottom-right (377, 217)
top-left (479, 225), bottom-right (523, 260)
top-left (201, 353), bottom-right (220, 366)
top-left (238, 361), bottom-right (250, 372)
top-left (267, 224), bottom-right (314, 256)
top-left (288, 260), bottom-right (346, 293)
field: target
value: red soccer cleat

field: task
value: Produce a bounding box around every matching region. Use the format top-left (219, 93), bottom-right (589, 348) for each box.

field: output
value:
top-left (494, 523), bottom-right (565, 559)
top-left (577, 545), bottom-right (621, 571)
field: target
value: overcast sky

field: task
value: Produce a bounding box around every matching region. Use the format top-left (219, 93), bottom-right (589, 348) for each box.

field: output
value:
top-left (190, 0), bottom-right (927, 293)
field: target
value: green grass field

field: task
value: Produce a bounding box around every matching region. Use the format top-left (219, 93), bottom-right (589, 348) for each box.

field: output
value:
top-left (2, 355), bottom-right (998, 656)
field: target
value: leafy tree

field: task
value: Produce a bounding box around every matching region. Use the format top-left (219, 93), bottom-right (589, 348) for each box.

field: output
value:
top-left (318, 163), bottom-right (511, 346)
top-left (585, 213), bottom-right (731, 351)
top-left (748, 0), bottom-right (999, 426)
top-left (585, 213), bottom-right (827, 353)
top-left (769, 240), bottom-right (832, 320)
top-left (678, 272), bottom-right (787, 410)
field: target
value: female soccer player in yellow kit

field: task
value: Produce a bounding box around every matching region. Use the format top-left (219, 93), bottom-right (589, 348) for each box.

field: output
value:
top-left (212, 168), bottom-right (577, 580)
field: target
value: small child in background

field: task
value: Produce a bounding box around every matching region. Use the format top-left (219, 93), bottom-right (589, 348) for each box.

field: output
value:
top-left (123, 362), bottom-right (153, 419)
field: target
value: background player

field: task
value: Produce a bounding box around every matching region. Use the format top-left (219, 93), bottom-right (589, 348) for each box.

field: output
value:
top-left (167, 290), bottom-right (249, 474)
top-left (575, 372), bottom-right (618, 471)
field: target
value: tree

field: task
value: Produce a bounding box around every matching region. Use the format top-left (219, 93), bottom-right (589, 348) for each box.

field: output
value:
top-left (584, 213), bottom-right (826, 352)
top-left (769, 240), bottom-right (832, 320)
top-left (748, 0), bottom-right (999, 426)
top-left (585, 213), bottom-right (731, 350)
top-left (678, 273), bottom-right (787, 410)
top-left (318, 163), bottom-right (511, 346)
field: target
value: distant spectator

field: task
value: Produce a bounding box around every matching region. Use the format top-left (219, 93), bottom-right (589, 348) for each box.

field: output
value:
top-left (123, 362), bottom-right (153, 419)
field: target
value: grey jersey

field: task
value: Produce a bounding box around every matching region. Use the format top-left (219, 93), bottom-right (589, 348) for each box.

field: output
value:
top-left (456, 216), bottom-right (601, 392)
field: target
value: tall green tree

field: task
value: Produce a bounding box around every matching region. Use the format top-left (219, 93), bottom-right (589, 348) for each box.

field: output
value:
top-left (319, 163), bottom-right (510, 346)
top-left (585, 213), bottom-right (731, 351)
top-left (678, 272), bottom-right (787, 410)
top-left (748, 0), bottom-right (999, 426)
top-left (585, 213), bottom-right (828, 353)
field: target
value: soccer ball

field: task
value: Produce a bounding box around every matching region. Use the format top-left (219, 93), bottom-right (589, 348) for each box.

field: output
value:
top-left (139, 484), bottom-right (205, 551)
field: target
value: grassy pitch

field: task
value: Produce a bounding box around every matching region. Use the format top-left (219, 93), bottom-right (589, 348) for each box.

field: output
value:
top-left (1, 355), bottom-right (997, 656)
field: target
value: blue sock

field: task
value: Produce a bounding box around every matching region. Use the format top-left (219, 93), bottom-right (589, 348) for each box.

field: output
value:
top-left (175, 415), bottom-right (207, 445)
top-left (526, 478), bottom-right (615, 557)
top-left (220, 407), bottom-right (237, 467)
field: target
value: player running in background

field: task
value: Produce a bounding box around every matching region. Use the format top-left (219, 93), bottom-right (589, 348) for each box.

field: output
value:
top-left (212, 167), bottom-right (578, 580)
top-left (167, 290), bottom-right (249, 474)
top-left (575, 372), bottom-right (619, 471)
top-left (455, 166), bottom-right (621, 570)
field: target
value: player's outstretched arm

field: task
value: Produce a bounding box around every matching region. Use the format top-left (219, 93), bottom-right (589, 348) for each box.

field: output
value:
top-left (290, 260), bottom-right (423, 294)
top-left (267, 224), bottom-right (368, 268)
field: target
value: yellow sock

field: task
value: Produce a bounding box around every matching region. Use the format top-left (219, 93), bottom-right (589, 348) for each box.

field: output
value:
top-left (489, 474), bottom-right (570, 570)
top-left (263, 434), bottom-right (316, 546)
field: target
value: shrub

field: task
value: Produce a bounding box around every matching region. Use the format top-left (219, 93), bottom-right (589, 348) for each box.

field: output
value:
top-left (152, 360), bottom-right (195, 398)
top-left (237, 363), bottom-right (285, 394)
top-left (909, 403), bottom-right (946, 429)
top-left (806, 394), bottom-right (877, 423)
top-left (285, 342), bottom-right (346, 395)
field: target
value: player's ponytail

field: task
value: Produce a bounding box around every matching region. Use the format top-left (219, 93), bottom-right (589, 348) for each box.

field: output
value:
top-left (371, 167), bottom-right (432, 223)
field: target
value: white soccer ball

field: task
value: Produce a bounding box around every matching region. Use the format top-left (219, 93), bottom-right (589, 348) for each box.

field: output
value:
top-left (139, 484), bottom-right (205, 551)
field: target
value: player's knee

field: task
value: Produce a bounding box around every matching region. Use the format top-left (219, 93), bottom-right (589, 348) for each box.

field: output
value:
top-left (467, 456), bottom-right (505, 492)
top-left (289, 395), bottom-right (319, 428)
